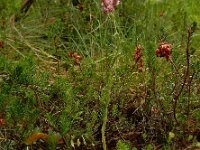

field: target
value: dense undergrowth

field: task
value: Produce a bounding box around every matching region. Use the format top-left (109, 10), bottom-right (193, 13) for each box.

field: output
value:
top-left (0, 0), bottom-right (200, 149)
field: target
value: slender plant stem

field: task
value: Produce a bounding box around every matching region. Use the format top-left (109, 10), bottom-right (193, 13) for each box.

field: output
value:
top-left (187, 71), bottom-right (195, 116)
top-left (102, 106), bottom-right (108, 150)
top-left (173, 26), bottom-right (193, 123)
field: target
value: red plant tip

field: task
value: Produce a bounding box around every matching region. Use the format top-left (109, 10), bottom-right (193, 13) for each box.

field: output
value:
top-left (156, 42), bottom-right (172, 61)
top-left (133, 44), bottom-right (144, 72)
top-left (68, 51), bottom-right (74, 58)
top-left (0, 118), bottom-right (5, 126)
top-left (74, 55), bottom-right (82, 60)
top-left (0, 41), bottom-right (4, 49)
top-left (134, 44), bottom-right (143, 63)
top-left (68, 51), bottom-right (82, 65)
top-left (101, 0), bottom-right (120, 14)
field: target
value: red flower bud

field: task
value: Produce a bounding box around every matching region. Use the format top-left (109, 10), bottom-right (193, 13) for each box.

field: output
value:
top-left (156, 42), bottom-right (172, 61)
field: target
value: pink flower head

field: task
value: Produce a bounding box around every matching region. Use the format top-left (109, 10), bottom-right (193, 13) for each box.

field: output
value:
top-left (101, 0), bottom-right (120, 14)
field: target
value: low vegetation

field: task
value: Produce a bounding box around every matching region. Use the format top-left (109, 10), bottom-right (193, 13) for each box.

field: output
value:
top-left (0, 0), bottom-right (200, 149)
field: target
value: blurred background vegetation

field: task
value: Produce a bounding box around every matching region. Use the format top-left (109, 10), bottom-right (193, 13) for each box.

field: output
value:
top-left (0, 0), bottom-right (200, 149)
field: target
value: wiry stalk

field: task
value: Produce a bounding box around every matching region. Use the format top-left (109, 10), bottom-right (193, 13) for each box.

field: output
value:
top-left (173, 23), bottom-right (196, 123)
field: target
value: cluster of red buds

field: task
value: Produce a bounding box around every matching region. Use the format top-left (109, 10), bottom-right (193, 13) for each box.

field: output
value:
top-left (133, 44), bottom-right (144, 72)
top-left (101, 0), bottom-right (120, 14)
top-left (68, 52), bottom-right (82, 65)
top-left (156, 42), bottom-right (172, 61)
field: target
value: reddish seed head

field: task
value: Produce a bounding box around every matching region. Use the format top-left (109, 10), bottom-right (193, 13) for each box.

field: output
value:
top-left (133, 44), bottom-right (144, 72)
top-left (0, 118), bottom-right (5, 126)
top-left (134, 44), bottom-right (143, 62)
top-left (68, 51), bottom-right (82, 65)
top-left (156, 42), bottom-right (172, 61)
top-left (74, 55), bottom-right (81, 60)
top-left (68, 52), bottom-right (74, 58)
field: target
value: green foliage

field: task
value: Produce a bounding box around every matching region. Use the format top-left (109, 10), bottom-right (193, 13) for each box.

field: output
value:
top-left (0, 0), bottom-right (200, 149)
top-left (116, 140), bottom-right (130, 150)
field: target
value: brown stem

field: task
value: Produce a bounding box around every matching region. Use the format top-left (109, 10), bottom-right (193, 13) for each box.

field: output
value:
top-left (20, 0), bottom-right (35, 14)
top-left (187, 71), bottom-right (195, 117)
top-left (173, 27), bottom-right (193, 123)
top-left (13, 0), bottom-right (35, 22)
top-left (170, 58), bottom-right (182, 78)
